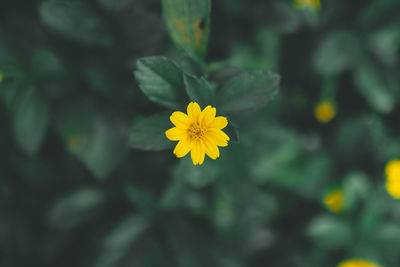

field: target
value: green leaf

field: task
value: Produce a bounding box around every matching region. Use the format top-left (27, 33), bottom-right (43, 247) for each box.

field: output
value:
top-left (48, 188), bottom-right (103, 229)
top-left (134, 56), bottom-right (186, 109)
top-left (173, 156), bottom-right (219, 188)
top-left (369, 22), bottom-right (400, 66)
top-left (342, 171), bottom-right (370, 212)
top-left (162, 0), bottom-right (211, 61)
top-left (55, 101), bottom-right (126, 180)
top-left (223, 122), bottom-right (239, 143)
top-left (12, 88), bottom-right (49, 156)
top-left (353, 63), bottom-right (397, 114)
top-left (306, 215), bottom-right (352, 249)
top-left (129, 112), bottom-right (174, 151)
top-left (216, 71), bottom-right (280, 113)
top-left (313, 31), bottom-right (361, 75)
top-left (94, 215), bottom-right (150, 267)
top-left (183, 73), bottom-right (214, 107)
top-left (38, 1), bottom-right (112, 46)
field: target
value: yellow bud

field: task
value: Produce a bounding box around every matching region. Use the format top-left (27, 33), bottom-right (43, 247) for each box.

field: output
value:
top-left (323, 189), bottom-right (344, 213)
top-left (314, 101), bottom-right (336, 123)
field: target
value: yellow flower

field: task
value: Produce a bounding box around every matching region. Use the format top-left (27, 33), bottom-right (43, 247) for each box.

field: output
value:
top-left (0, 72), bottom-right (3, 83)
top-left (337, 259), bottom-right (382, 267)
top-left (386, 181), bottom-right (400, 199)
top-left (323, 189), bottom-right (344, 213)
top-left (314, 100), bottom-right (336, 123)
top-left (385, 159), bottom-right (400, 182)
top-left (294, 0), bottom-right (321, 9)
top-left (165, 102), bottom-right (230, 165)
top-left (384, 159), bottom-right (400, 199)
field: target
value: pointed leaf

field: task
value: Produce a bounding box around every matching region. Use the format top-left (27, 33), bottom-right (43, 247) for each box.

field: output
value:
top-left (162, 0), bottom-right (211, 61)
top-left (216, 71), bottom-right (280, 113)
top-left (183, 73), bottom-right (214, 107)
top-left (13, 88), bottom-right (49, 156)
top-left (129, 112), bottom-right (174, 151)
top-left (134, 56), bottom-right (186, 109)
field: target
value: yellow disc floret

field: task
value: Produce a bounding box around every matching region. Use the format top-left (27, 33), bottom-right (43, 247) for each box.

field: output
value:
top-left (165, 102), bottom-right (230, 165)
top-left (314, 100), bottom-right (336, 123)
top-left (323, 189), bottom-right (344, 213)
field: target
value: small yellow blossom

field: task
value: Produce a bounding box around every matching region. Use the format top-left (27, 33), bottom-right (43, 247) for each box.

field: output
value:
top-left (384, 159), bottom-right (400, 199)
top-left (323, 189), bottom-right (344, 213)
top-left (0, 72), bottom-right (3, 83)
top-left (385, 159), bottom-right (400, 182)
top-left (386, 181), bottom-right (400, 199)
top-left (337, 259), bottom-right (382, 267)
top-left (314, 100), bottom-right (336, 123)
top-left (165, 102), bottom-right (230, 165)
top-left (294, 0), bottom-right (321, 9)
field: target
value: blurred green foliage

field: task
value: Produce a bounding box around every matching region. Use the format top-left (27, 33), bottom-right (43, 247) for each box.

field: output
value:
top-left (1, 0), bottom-right (400, 266)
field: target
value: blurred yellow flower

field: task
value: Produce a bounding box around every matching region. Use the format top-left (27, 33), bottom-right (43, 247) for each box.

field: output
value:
top-left (314, 100), bottom-right (336, 123)
top-left (385, 159), bottom-right (400, 182)
top-left (386, 181), bottom-right (400, 199)
top-left (337, 259), bottom-right (381, 267)
top-left (323, 189), bottom-right (344, 213)
top-left (384, 159), bottom-right (400, 199)
top-left (0, 72), bottom-right (3, 83)
top-left (165, 102), bottom-right (230, 165)
top-left (294, 0), bottom-right (321, 9)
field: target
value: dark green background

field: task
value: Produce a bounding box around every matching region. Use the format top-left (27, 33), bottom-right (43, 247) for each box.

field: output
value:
top-left (1, 0), bottom-right (400, 266)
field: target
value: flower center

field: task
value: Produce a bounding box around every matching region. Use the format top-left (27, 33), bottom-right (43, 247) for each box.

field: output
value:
top-left (187, 123), bottom-right (207, 140)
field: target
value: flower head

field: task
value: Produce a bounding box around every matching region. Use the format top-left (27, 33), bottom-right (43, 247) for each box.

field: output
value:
top-left (165, 102), bottom-right (230, 165)
top-left (385, 159), bottom-right (400, 199)
top-left (385, 159), bottom-right (400, 182)
top-left (323, 189), bottom-right (344, 213)
top-left (0, 71), bottom-right (3, 83)
top-left (337, 259), bottom-right (382, 267)
top-left (314, 100), bottom-right (336, 123)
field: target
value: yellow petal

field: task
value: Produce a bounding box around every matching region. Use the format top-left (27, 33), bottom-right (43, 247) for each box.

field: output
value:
top-left (199, 105), bottom-right (216, 126)
top-left (210, 116), bottom-right (228, 129)
top-left (190, 141), bottom-right (205, 165)
top-left (165, 127), bottom-right (185, 141)
top-left (198, 141), bottom-right (205, 165)
top-left (190, 141), bottom-right (199, 165)
top-left (170, 111), bottom-right (190, 129)
top-left (187, 102), bottom-right (201, 121)
top-left (173, 139), bottom-right (191, 158)
top-left (204, 137), bottom-right (219, 159)
top-left (207, 129), bottom-right (229, 147)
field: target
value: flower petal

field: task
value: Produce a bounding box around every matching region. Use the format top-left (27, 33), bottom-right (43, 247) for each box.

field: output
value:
top-left (165, 127), bottom-right (185, 141)
top-left (204, 137), bottom-right (220, 159)
top-left (198, 141), bottom-right (205, 165)
top-left (187, 102), bottom-right (201, 122)
top-left (207, 129), bottom-right (230, 147)
top-left (170, 111), bottom-right (190, 129)
top-left (209, 116), bottom-right (228, 129)
top-left (190, 141), bottom-right (199, 165)
top-left (173, 139), bottom-right (191, 158)
top-left (190, 140), bottom-right (205, 165)
top-left (200, 105), bottom-right (216, 126)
